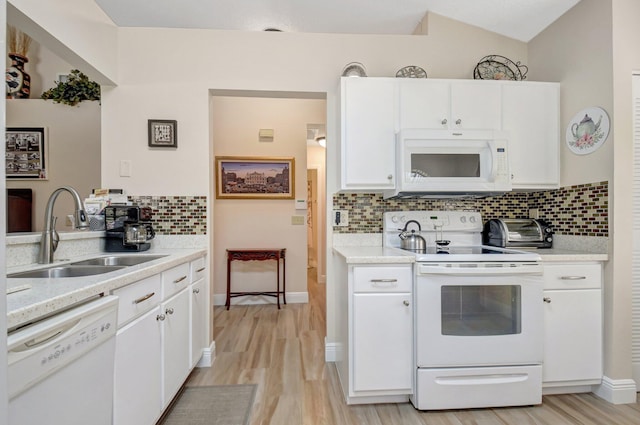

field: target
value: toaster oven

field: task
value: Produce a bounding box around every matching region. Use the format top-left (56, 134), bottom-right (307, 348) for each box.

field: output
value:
top-left (483, 218), bottom-right (553, 249)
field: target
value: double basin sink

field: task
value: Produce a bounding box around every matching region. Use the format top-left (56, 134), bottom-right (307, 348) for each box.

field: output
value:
top-left (8, 255), bottom-right (167, 279)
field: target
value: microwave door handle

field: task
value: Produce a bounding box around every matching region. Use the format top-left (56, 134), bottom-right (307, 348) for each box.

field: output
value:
top-left (488, 140), bottom-right (497, 182)
top-left (417, 265), bottom-right (542, 276)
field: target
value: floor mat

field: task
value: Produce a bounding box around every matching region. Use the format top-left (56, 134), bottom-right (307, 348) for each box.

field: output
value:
top-left (159, 384), bottom-right (257, 425)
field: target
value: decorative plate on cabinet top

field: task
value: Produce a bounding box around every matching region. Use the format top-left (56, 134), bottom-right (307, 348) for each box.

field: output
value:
top-left (473, 55), bottom-right (528, 81)
top-left (341, 62), bottom-right (367, 77)
top-left (565, 106), bottom-right (610, 155)
top-left (396, 66), bottom-right (427, 78)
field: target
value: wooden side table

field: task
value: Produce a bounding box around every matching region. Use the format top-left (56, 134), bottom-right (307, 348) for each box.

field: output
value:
top-left (225, 248), bottom-right (286, 310)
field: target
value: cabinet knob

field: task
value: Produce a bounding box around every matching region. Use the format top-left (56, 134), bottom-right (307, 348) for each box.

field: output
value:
top-left (156, 313), bottom-right (166, 321)
top-left (387, 174), bottom-right (393, 180)
top-left (543, 297), bottom-right (551, 304)
top-left (441, 118), bottom-right (448, 125)
top-left (193, 288), bottom-right (200, 294)
top-left (455, 119), bottom-right (462, 125)
top-left (165, 307), bottom-right (175, 315)
top-left (403, 300), bottom-right (410, 306)
top-left (511, 174), bottom-right (514, 180)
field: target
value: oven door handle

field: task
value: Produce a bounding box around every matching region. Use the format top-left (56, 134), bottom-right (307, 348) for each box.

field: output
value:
top-left (417, 264), bottom-right (542, 276)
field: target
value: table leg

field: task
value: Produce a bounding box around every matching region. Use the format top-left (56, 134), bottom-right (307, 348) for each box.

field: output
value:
top-left (282, 252), bottom-right (287, 305)
top-left (226, 254), bottom-right (231, 310)
top-left (276, 253), bottom-right (281, 309)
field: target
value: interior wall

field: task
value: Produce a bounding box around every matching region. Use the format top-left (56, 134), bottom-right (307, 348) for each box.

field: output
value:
top-left (212, 96), bottom-right (325, 302)
top-left (6, 100), bottom-right (101, 232)
top-left (307, 144), bottom-right (326, 282)
top-left (7, 0), bottom-right (117, 85)
top-left (528, 0), bottom-right (613, 188)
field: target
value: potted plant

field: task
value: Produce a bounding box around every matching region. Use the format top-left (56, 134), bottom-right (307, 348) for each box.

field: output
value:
top-left (41, 69), bottom-right (100, 106)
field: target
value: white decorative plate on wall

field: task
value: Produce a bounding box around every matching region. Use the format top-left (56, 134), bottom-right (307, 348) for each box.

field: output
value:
top-left (565, 106), bottom-right (610, 155)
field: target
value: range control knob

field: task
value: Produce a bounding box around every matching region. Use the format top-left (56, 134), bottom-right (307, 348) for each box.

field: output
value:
top-left (546, 237), bottom-right (553, 243)
top-left (545, 228), bottom-right (553, 233)
top-left (460, 216), bottom-right (467, 223)
top-left (391, 216), bottom-right (399, 223)
top-left (469, 216), bottom-right (477, 223)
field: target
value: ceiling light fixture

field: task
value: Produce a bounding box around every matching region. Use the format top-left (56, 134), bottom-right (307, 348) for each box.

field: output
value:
top-left (315, 136), bottom-right (326, 148)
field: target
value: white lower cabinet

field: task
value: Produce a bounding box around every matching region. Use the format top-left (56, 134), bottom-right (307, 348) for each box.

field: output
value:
top-left (542, 262), bottom-right (603, 389)
top-left (113, 306), bottom-right (162, 425)
top-left (353, 292), bottom-right (413, 392)
top-left (161, 287), bottom-right (191, 406)
top-left (112, 255), bottom-right (208, 425)
top-left (190, 278), bottom-right (207, 367)
top-left (335, 260), bottom-right (413, 404)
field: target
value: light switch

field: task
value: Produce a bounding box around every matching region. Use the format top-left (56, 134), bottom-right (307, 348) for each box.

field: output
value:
top-left (291, 215), bottom-right (305, 225)
top-left (119, 160), bottom-right (132, 177)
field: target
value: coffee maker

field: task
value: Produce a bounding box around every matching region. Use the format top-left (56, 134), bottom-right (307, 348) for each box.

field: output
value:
top-left (104, 205), bottom-right (155, 252)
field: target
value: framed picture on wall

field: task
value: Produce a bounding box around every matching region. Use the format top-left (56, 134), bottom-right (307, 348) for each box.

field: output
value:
top-left (148, 119), bottom-right (177, 148)
top-left (215, 156), bottom-right (295, 199)
top-left (6, 127), bottom-right (47, 179)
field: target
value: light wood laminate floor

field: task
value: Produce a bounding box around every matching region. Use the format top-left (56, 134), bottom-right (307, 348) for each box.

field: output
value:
top-left (186, 269), bottom-right (640, 425)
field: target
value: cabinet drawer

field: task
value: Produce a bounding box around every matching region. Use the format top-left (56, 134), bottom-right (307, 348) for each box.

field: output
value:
top-left (353, 266), bottom-right (412, 292)
top-left (190, 256), bottom-right (206, 282)
top-left (162, 263), bottom-right (191, 299)
top-left (112, 274), bottom-right (162, 327)
top-left (543, 263), bottom-right (601, 290)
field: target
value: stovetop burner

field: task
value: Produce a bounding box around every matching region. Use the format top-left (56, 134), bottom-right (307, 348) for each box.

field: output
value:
top-left (383, 210), bottom-right (540, 263)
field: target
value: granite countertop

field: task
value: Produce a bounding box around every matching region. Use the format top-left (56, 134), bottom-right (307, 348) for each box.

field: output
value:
top-left (333, 246), bottom-right (415, 264)
top-left (333, 245), bottom-right (607, 264)
top-left (6, 247), bottom-right (207, 330)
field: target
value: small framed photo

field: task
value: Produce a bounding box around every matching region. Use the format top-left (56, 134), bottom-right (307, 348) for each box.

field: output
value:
top-left (6, 127), bottom-right (47, 179)
top-left (148, 119), bottom-right (177, 148)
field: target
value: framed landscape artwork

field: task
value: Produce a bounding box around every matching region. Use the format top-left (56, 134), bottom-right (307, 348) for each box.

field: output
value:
top-left (215, 156), bottom-right (295, 199)
top-left (6, 127), bottom-right (47, 179)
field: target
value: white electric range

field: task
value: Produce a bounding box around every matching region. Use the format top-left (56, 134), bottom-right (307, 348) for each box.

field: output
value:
top-left (383, 211), bottom-right (544, 410)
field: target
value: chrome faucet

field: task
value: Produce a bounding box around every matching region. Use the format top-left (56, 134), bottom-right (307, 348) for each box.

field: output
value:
top-left (38, 186), bottom-right (90, 264)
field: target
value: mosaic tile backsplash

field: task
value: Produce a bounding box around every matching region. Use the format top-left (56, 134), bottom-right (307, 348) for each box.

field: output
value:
top-left (129, 196), bottom-right (207, 235)
top-left (333, 181), bottom-right (608, 237)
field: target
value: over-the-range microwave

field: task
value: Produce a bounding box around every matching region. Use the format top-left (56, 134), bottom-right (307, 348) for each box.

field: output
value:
top-left (383, 129), bottom-right (512, 199)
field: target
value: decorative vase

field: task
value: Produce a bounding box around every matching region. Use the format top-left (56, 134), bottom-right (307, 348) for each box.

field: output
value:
top-left (6, 53), bottom-right (31, 99)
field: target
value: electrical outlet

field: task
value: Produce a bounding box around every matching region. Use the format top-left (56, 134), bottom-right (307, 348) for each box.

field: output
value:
top-left (291, 215), bottom-right (305, 225)
top-left (333, 210), bottom-right (349, 227)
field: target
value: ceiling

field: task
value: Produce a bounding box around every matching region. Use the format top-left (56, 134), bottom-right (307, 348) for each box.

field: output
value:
top-left (94, 0), bottom-right (580, 42)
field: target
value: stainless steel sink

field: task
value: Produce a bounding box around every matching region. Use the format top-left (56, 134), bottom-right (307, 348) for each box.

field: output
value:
top-left (8, 265), bottom-right (127, 279)
top-left (70, 255), bottom-right (167, 267)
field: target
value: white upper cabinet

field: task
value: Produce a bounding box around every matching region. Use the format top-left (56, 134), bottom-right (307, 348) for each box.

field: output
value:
top-left (340, 77), bottom-right (397, 190)
top-left (340, 77), bottom-right (560, 192)
top-left (398, 79), bottom-right (501, 130)
top-left (502, 82), bottom-right (560, 189)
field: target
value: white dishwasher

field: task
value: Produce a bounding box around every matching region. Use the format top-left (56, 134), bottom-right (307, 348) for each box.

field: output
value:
top-left (7, 296), bottom-right (118, 425)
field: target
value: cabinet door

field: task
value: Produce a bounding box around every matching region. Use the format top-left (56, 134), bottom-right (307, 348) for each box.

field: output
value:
top-left (190, 278), bottom-right (207, 367)
top-left (502, 82), bottom-right (560, 189)
top-left (352, 293), bottom-right (413, 392)
top-left (543, 289), bottom-right (602, 383)
top-left (341, 77), bottom-right (397, 189)
top-left (450, 81), bottom-right (502, 130)
top-left (113, 307), bottom-right (162, 425)
top-left (162, 288), bottom-right (191, 406)
top-left (398, 79), bottom-right (450, 129)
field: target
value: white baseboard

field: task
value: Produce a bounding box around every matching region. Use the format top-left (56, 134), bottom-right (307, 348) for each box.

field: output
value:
top-left (196, 341), bottom-right (215, 368)
top-left (593, 376), bottom-right (638, 404)
top-left (213, 292), bottom-right (308, 306)
top-left (325, 338), bottom-right (339, 362)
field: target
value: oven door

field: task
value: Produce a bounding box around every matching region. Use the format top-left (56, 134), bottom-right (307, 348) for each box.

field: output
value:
top-left (415, 262), bottom-right (543, 367)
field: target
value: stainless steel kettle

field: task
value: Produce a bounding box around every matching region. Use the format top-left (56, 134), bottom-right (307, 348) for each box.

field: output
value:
top-left (399, 220), bottom-right (427, 252)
